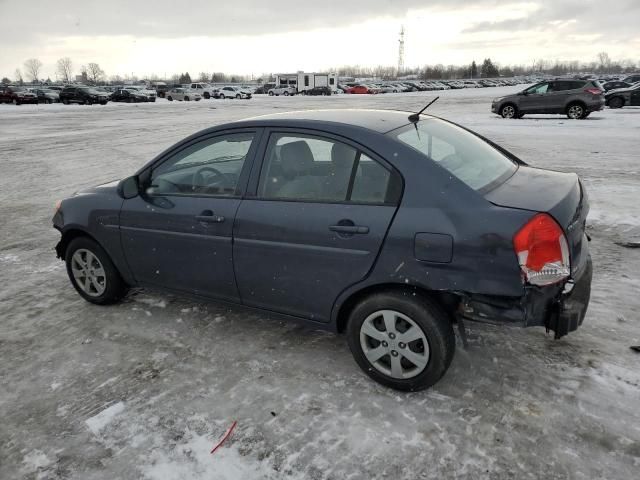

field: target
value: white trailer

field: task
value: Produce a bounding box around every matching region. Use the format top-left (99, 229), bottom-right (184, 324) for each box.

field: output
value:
top-left (274, 72), bottom-right (338, 93)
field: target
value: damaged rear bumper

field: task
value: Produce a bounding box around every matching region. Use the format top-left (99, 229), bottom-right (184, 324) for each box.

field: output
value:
top-left (460, 255), bottom-right (593, 338)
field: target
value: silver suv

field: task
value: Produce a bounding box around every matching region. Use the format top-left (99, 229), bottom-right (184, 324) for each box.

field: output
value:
top-left (268, 85), bottom-right (297, 96)
top-left (491, 79), bottom-right (605, 119)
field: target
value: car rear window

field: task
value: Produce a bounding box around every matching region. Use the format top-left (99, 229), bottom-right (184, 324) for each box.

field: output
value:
top-left (389, 118), bottom-right (517, 191)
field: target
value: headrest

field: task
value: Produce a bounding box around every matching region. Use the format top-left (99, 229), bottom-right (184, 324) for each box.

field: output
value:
top-left (280, 141), bottom-right (314, 176)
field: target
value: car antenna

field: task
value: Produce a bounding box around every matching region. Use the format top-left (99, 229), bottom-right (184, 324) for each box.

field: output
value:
top-left (408, 96), bottom-right (439, 122)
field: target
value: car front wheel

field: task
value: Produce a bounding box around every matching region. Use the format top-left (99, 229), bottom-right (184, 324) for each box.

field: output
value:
top-left (608, 96), bottom-right (624, 109)
top-left (347, 291), bottom-right (455, 391)
top-left (500, 104), bottom-right (517, 118)
top-left (65, 237), bottom-right (128, 305)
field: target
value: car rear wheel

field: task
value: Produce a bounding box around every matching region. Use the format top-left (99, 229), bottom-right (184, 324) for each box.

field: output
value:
top-left (347, 291), bottom-right (455, 391)
top-left (167, 96), bottom-right (173, 101)
top-left (566, 103), bottom-right (585, 119)
top-left (500, 104), bottom-right (517, 118)
top-left (283, 91), bottom-right (289, 96)
top-left (204, 92), bottom-right (210, 99)
top-left (65, 237), bottom-right (128, 305)
top-left (268, 91), bottom-right (274, 96)
top-left (235, 94), bottom-right (241, 99)
top-left (608, 96), bottom-right (624, 109)
top-left (184, 96), bottom-right (190, 101)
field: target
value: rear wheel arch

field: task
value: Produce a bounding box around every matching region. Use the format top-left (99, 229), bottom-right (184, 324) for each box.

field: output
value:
top-left (335, 283), bottom-right (459, 333)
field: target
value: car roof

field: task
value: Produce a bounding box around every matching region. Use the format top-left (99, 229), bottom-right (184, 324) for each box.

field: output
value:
top-left (237, 109), bottom-right (415, 133)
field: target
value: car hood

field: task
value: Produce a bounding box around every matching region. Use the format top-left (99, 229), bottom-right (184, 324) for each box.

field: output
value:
top-left (605, 87), bottom-right (633, 95)
top-left (74, 179), bottom-right (120, 196)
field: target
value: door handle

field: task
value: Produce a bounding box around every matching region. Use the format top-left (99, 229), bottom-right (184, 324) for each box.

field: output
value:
top-left (196, 210), bottom-right (225, 223)
top-left (329, 225), bottom-right (369, 234)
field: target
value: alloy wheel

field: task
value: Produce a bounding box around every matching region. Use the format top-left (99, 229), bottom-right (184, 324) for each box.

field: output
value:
top-left (568, 105), bottom-right (584, 119)
top-left (71, 249), bottom-right (106, 297)
top-left (501, 105), bottom-right (515, 118)
top-left (359, 310), bottom-right (430, 379)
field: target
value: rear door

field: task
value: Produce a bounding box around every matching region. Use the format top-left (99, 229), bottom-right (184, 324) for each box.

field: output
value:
top-left (546, 81), bottom-right (574, 112)
top-left (233, 129), bottom-right (402, 322)
top-left (119, 129), bottom-right (260, 301)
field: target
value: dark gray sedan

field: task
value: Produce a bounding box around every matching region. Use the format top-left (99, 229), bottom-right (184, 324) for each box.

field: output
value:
top-left (605, 82), bottom-right (640, 109)
top-left (52, 109), bottom-right (592, 391)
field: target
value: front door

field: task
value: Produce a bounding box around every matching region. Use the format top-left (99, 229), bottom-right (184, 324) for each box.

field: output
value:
top-left (233, 130), bottom-right (402, 322)
top-left (520, 82), bottom-right (551, 113)
top-left (120, 130), bottom-right (259, 301)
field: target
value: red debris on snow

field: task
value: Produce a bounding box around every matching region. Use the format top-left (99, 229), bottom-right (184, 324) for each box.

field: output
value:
top-left (210, 420), bottom-right (237, 454)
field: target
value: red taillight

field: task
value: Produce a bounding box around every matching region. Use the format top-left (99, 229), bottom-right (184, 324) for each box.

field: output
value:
top-left (584, 87), bottom-right (602, 95)
top-left (513, 213), bottom-right (570, 286)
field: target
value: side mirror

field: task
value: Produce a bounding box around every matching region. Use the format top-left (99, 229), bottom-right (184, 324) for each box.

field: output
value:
top-left (117, 175), bottom-right (140, 199)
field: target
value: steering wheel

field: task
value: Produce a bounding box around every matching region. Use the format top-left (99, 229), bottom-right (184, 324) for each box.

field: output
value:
top-left (193, 166), bottom-right (225, 192)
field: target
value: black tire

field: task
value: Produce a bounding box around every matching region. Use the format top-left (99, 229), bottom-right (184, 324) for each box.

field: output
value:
top-left (347, 291), bottom-right (455, 391)
top-left (268, 91), bottom-right (274, 96)
top-left (499, 103), bottom-right (517, 118)
top-left (608, 96), bottom-right (624, 109)
top-left (167, 96), bottom-right (173, 101)
top-left (283, 91), bottom-right (289, 96)
top-left (204, 92), bottom-right (210, 99)
top-left (566, 102), bottom-right (585, 119)
top-left (65, 237), bottom-right (128, 305)
top-left (184, 96), bottom-right (190, 101)
top-left (62, 99), bottom-right (69, 105)
top-left (235, 94), bottom-right (241, 99)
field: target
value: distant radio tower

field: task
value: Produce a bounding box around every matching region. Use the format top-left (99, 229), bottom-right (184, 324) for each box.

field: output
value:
top-left (397, 25), bottom-right (405, 75)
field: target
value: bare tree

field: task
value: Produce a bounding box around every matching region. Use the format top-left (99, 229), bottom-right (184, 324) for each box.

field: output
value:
top-left (597, 51), bottom-right (611, 72)
top-left (198, 72), bottom-right (210, 83)
top-left (56, 57), bottom-right (73, 82)
top-left (14, 68), bottom-right (23, 84)
top-left (86, 63), bottom-right (105, 83)
top-left (23, 58), bottom-right (43, 82)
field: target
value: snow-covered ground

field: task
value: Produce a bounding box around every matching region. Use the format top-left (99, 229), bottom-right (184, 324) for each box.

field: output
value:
top-left (1, 88), bottom-right (639, 479)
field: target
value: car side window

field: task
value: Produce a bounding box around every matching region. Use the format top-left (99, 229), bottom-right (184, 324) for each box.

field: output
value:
top-left (147, 132), bottom-right (254, 197)
top-left (526, 83), bottom-right (549, 94)
top-left (258, 133), bottom-right (400, 204)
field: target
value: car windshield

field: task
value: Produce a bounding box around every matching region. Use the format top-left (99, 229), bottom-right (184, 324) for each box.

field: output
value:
top-left (390, 118), bottom-right (518, 191)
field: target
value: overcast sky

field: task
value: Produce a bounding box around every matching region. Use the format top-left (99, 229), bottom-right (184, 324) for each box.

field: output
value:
top-left (1, 0), bottom-right (639, 80)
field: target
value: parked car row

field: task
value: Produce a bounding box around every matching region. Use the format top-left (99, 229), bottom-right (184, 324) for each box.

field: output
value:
top-left (334, 77), bottom-right (529, 94)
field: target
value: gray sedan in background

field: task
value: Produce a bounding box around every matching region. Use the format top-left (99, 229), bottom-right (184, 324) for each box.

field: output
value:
top-left (52, 109), bottom-right (592, 391)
